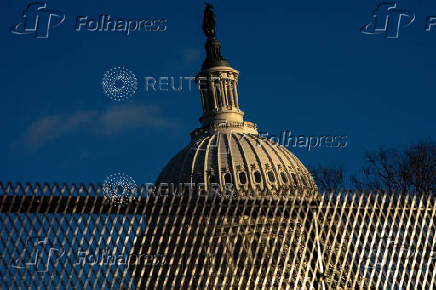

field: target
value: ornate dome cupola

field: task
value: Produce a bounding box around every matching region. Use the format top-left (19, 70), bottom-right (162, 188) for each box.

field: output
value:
top-left (156, 4), bottom-right (318, 198)
top-left (195, 3), bottom-right (247, 129)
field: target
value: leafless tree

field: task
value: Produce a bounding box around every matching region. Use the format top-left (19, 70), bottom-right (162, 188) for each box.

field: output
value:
top-left (310, 139), bottom-right (435, 194)
top-left (309, 165), bottom-right (345, 192)
top-left (352, 139), bottom-right (435, 194)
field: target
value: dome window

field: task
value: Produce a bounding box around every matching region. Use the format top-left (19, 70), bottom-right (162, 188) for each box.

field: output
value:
top-left (291, 173), bottom-right (298, 185)
top-left (267, 171), bottom-right (276, 183)
top-left (195, 177), bottom-right (203, 186)
top-left (253, 171), bottom-right (262, 183)
top-left (280, 172), bottom-right (288, 183)
top-left (238, 172), bottom-right (247, 185)
top-left (224, 172), bottom-right (232, 184)
top-left (301, 176), bottom-right (307, 187)
top-left (209, 174), bottom-right (216, 184)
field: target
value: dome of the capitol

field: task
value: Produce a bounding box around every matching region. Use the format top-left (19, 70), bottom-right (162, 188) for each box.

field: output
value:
top-left (155, 5), bottom-right (318, 199)
top-left (156, 125), bottom-right (318, 198)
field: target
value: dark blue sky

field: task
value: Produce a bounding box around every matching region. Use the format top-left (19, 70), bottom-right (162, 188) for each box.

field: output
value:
top-left (1, 0), bottom-right (435, 184)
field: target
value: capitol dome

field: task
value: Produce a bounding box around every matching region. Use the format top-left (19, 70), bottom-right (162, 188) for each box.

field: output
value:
top-left (156, 124), bottom-right (318, 198)
top-left (155, 11), bottom-right (317, 199)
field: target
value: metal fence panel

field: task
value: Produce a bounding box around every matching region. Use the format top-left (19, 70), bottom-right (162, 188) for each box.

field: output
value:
top-left (0, 183), bottom-right (434, 289)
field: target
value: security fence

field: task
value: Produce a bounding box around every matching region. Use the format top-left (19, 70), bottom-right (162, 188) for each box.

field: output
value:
top-left (0, 183), bottom-right (434, 289)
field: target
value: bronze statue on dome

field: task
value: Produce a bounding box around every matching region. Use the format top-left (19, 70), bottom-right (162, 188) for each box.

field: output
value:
top-left (202, 3), bottom-right (216, 38)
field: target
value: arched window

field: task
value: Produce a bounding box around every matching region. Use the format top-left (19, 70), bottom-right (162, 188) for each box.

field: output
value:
top-left (267, 171), bottom-right (276, 183)
top-left (301, 176), bottom-right (307, 187)
top-left (209, 174), bottom-right (216, 184)
top-left (238, 172), bottom-right (247, 185)
top-left (253, 171), bottom-right (262, 183)
top-left (280, 172), bottom-right (288, 183)
top-left (291, 173), bottom-right (298, 185)
top-left (224, 172), bottom-right (232, 184)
